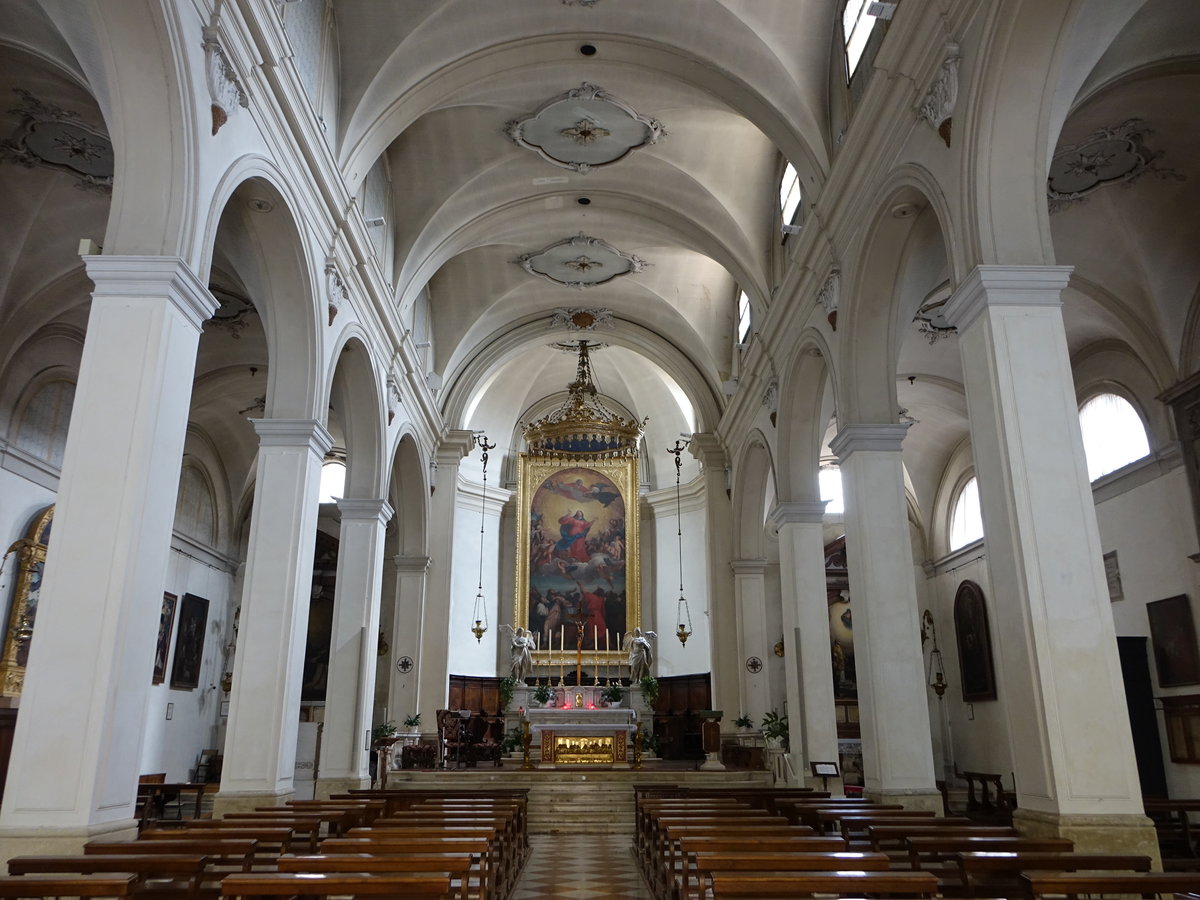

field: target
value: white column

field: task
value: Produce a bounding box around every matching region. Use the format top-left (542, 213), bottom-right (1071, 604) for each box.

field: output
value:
top-left (316, 498), bottom-right (393, 797)
top-left (387, 556), bottom-right (429, 729)
top-left (416, 431), bottom-right (474, 719)
top-left (771, 501), bottom-right (842, 791)
top-left (943, 266), bottom-right (1156, 853)
top-left (216, 419), bottom-right (332, 812)
top-left (830, 424), bottom-right (939, 809)
top-left (0, 257), bottom-right (215, 854)
top-left (691, 434), bottom-right (737, 718)
top-left (731, 559), bottom-right (770, 724)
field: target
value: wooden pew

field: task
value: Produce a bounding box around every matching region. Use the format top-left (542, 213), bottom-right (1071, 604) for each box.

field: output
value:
top-left (956, 851), bottom-right (1151, 897)
top-left (1022, 870), bottom-right (1200, 897)
top-left (182, 818), bottom-right (320, 852)
top-left (904, 836), bottom-right (1074, 875)
top-left (0, 874), bottom-right (138, 897)
top-left (690, 851), bottom-right (890, 900)
top-left (8, 855), bottom-right (209, 899)
top-left (329, 834), bottom-right (501, 898)
top-left (276, 854), bottom-right (473, 900)
top-left (84, 839), bottom-right (258, 872)
top-left (672, 836), bottom-right (849, 900)
top-left (867, 824), bottom-right (1015, 853)
top-left (141, 827), bottom-right (294, 858)
top-left (219, 871), bottom-right (451, 898)
top-left (709, 869), bottom-right (940, 898)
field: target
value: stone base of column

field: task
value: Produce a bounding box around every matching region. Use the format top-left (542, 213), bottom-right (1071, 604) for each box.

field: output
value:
top-left (0, 817), bottom-right (138, 860)
top-left (865, 787), bottom-right (944, 813)
top-left (1013, 807), bottom-right (1162, 869)
top-left (315, 776), bottom-right (370, 799)
top-left (212, 789), bottom-right (295, 817)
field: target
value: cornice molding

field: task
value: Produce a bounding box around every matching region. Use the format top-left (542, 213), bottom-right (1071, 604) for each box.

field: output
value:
top-left (829, 423), bottom-right (908, 460)
top-left (768, 501), bottom-right (829, 527)
top-left (335, 497), bottom-right (394, 524)
top-left (250, 418), bottom-right (334, 456)
top-left (83, 255), bottom-right (218, 331)
top-left (943, 265), bottom-right (1073, 332)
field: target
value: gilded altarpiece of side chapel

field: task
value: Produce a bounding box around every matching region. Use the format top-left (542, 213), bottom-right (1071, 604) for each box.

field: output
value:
top-left (514, 342), bottom-right (642, 671)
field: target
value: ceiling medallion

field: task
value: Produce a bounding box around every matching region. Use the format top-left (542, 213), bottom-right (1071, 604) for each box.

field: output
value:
top-left (517, 233), bottom-right (645, 288)
top-left (0, 89), bottom-right (113, 193)
top-left (505, 83), bottom-right (664, 173)
top-left (1048, 118), bottom-right (1184, 213)
top-left (552, 307), bottom-right (614, 332)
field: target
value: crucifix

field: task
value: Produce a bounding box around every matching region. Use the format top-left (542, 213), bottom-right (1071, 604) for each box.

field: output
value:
top-left (568, 601), bottom-right (589, 691)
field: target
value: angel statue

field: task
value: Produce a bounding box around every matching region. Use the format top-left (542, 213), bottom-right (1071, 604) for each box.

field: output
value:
top-left (502, 624), bottom-right (535, 682)
top-left (623, 627), bottom-right (657, 683)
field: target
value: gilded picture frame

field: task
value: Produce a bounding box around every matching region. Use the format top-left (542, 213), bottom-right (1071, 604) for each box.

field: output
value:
top-left (514, 454), bottom-right (639, 666)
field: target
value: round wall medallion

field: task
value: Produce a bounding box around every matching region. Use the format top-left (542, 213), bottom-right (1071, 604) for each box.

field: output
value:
top-left (746, 656), bottom-right (763, 673)
top-left (396, 655), bottom-right (414, 673)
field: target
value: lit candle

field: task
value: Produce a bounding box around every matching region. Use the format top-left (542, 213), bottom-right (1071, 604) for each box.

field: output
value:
top-left (560, 626), bottom-right (565, 684)
top-left (605, 629), bottom-right (610, 680)
top-left (594, 625), bottom-right (598, 655)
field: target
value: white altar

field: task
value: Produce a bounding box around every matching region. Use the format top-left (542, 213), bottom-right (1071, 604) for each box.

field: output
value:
top-left (510, 685), bottom-right (647, 766)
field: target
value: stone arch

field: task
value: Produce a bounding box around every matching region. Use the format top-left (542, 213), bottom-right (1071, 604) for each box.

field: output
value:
top-left (732, 432), bottom-right (778, 561)
top-left (324, 332), bottom-right (387, 500)
top-left (386, 429), bottom-right (430, 558)
top-left (776, 328), bottom-right (838, 504)
top-left (201, 166), bottom-right (324, 420)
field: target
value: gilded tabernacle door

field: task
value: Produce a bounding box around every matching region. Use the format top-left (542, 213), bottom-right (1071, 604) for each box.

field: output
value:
top-left (514, 341), bottom-right (642, 673)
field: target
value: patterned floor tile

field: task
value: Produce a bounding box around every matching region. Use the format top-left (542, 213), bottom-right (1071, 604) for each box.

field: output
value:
top-left (512, 834), bottom-right (652, 899)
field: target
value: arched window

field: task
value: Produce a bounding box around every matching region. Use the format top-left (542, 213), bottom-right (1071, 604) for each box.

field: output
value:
top-left (736, 290), bottom-right (752, 344)
top-left (949, 476), bottom-right (983, 551)
top-left (819, 465), bottom-right (845, 515)
top-left (319, 459), bottom-right (346, 503)
top-left (842, 1), bottom-right (878, 80)
top-left (1078, 392), bottom-right (1150, 481)
top-left (14, 380), bottom-right (75, 467)
top-left (174, 464), bottom-right (217, 546)
top-left (780, 162), bottom-right (801, 235)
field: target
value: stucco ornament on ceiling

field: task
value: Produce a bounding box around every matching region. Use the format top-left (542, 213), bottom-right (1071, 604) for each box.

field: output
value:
top-left (1048, 118), bottom-right (1185, 213)
top-left (505, 83), bottom-right (664, 173)
top-left (203, 26), bottom-right (249, 136)
top-left (0, 89), bottom-right (113, 193)
top-left (518, 233), bottom-right (646, 288)
top-left (205, 284), bottom-right (258, 339)
top-left (552, 307), bottom-right (615, 331)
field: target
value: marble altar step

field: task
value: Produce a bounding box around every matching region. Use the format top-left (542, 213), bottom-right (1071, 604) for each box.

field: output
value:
top-left (383, 766), bottom-right (774, 835)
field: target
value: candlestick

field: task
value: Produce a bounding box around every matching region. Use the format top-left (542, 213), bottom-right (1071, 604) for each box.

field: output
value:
top-left (605, 629), bottom-right (610, 682)
top-left (559, 626), bottom-right (565, 686)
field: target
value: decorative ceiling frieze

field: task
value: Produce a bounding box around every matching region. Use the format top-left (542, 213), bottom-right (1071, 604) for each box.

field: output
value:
top-left (0, 89), bottom-right (113, 193)
top-left (1048, 118), bottom-right (1185, 213)
top-left (505, 83), bottom-right (663, 172)
top-left (552, 307), bottom-right (615, 331)
top-left (517, 233), bottom-right (645, 288)
top-left (205, 284), bottom-right (259, 339)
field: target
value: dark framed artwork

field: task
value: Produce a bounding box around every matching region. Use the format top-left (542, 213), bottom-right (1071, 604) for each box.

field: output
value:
top-left (152, 592), bottom-right (177, 685)
top-left (169, 593), bottom-right (208, 690)
top-left (1148, 594), bottom-right (1200, 688)
top-left (954, 580), bottom-right (998, 702)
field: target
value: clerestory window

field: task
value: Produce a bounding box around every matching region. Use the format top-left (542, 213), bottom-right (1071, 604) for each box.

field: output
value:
top-left (1078, 392), bottom-right (1150, 481)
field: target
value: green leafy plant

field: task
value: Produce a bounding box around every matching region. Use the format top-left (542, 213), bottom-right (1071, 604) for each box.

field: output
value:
top-left (371, 720), bottom-right (397, 742)
top-left (761, 710), bottom-right (789, 751)
top-left (532, 683), bottom-right (553, 704)
top-left (601, 682), bottom-right (625, 703)
top-left (403, 713), bottom-right (421, 729)
top-left (500, 727), bottom-right (523, 754)
top-left (638, 675), bottom-right (660, 708)
top-left (498, 675), bottom-right (517, 711)
top-left (734, 714), bottom-right (754, 729)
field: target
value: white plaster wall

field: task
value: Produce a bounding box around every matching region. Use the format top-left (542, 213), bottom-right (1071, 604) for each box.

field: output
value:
top-left (140, 546), bottom-right (234, 781)
top-left (654, 504), bottom-right (711, 678)
top-left (445, 499), bottom-right (501, 678)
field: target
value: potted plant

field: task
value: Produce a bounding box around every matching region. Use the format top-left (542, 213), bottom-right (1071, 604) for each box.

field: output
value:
top-left (371, 720), bottom-right (397, 744)
top-left (638, 675), bottom-right (660, 708)
top-left (734, 714), bottom-right (754, 730)
top-left (760, 710), bottom-right (789, 751)
top-left (601, 682), bottom-right (625, 707)
top-left (498, 675), bottom-right (517, 712)
top-left (532, 683), bottom-right (553, 706)
top-left (403, 713), bottom-right (421, 730)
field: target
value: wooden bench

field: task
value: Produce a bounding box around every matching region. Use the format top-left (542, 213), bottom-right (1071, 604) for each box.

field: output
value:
top-left (218, 872), bottom-right (451, 898)
top-left (276, 854), bottom-right (473, 900)
top-left (142, 827), bottom-right (294, 858)
top-left (709, 869), bottom-right (940, 898)
top-left (867, 824), bottom-right (1015, 853)
top-left (0, 874), bottom-right (138, 897)
top-left (904, 836), bottom-right (1074, 875)
top-left (690, 851), bottom-right (890, 900)
top-left (956, 851), bottom-right (1151, 897)
top-left (329, 834), bottom-right (501, 898)
top-left (84, 839), bottom-right (257, 872)
top-left (1022, 870), bottom-right (1200, 897)
top-left (8, 855), bottom-right (209, 899)
top-left (672, 836), bottom-right (849, 900)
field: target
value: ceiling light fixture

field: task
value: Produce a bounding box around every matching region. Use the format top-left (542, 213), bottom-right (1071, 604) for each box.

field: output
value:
top-left (668, 438), bottom-right (693, 646)
top-left (580, 44), bottom-right (597, 56)
top-left (470, 433), bottom-right (497, 643)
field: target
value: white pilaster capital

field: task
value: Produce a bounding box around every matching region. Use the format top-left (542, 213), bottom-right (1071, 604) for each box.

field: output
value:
top-left (769, 501), bottom-right (829, 527)
top-left (943, 265), bottom-right (1074, 332)
top-left (250, 418), bottom-right (335, 457)
top-left (689, 432), bottom-right (726, 468)
top-left (731, 558), bottom-right (768, 576)
top-left (392, 555), bottom-right (431, 574)
top-left (335, 498), bottom-right (394, 525)
top-left (83, 255), bottom-right (218, 331)
top-left (830, 423), bottom-right (908, 460)
top-left (436, 430), bottom-right (476, 466)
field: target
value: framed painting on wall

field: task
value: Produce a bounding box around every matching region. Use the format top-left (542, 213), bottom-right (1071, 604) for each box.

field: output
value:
top-left (1148, 594), bottom-right (1200, 688)
top-left (152, 592), bottom-right (177, 685)
top-left (169, 593), bottom-right (208, 690)
top-left (515, 456), bottom-right (640, 667)
top-left (954, 579), bottom-right (998, 702)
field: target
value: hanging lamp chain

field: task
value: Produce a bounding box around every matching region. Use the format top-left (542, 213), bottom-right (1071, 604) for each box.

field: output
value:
top-left (471, 433), bottom-right (497, 643)
top-left (668, 438), bottom-right (692, 645)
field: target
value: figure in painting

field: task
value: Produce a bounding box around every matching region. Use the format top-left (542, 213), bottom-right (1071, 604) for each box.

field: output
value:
top-left (503, 624), bottom-right (535, 682)
top-left (555, 510), bottom-right (594, 562)
top-left (624, 627), bottom-right (657, 682)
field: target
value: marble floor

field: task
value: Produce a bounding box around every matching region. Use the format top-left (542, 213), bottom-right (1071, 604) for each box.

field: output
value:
top-left (511, 834), bottom-right (652, 899)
